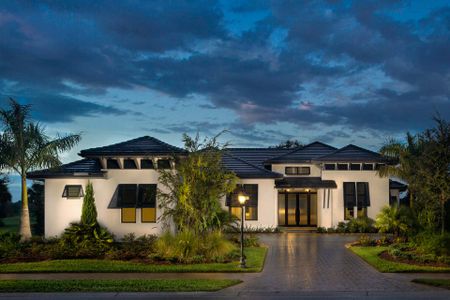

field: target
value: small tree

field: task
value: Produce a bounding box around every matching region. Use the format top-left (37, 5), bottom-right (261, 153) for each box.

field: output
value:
top-left (375, 205), bottom-right (414, 238)
top-left (158, 133), bottom-right (238, 234)
top-left (81, 181), bottom-right (97, 225)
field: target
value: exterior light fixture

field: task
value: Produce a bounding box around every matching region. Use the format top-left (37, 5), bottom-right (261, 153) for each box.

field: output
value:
top-left (236, 185), bottom-right (249, 268)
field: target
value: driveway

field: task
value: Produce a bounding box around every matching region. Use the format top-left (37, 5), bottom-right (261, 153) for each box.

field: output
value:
top-left (1, 233), bottom-right (450, 299)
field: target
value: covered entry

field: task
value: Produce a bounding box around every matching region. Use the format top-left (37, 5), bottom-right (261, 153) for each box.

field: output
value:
top-left (276, 177), bottom-right (337, 227)
top-left (278, 191), bottom-right (317, 226)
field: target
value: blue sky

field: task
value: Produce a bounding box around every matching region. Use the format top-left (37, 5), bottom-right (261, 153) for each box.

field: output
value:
top-left (1, 0), bottom-right (449, 201)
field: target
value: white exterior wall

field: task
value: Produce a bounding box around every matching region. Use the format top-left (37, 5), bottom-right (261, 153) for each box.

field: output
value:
top-left (44, 169), bottom-right (167, 238)
top-left (221, 179), bottom-right (278, 229)
top-left (321, 170), bottom-right (389, 227)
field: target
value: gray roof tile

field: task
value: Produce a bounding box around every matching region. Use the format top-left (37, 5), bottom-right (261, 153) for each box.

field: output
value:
top-left (27, 159), bottom-right (103, 179)
top-left (222, 153), bottom-right (283, 179)
top-left (315, 144), bottom-right (384, 162)
top-left (265, 142), bottom-right (337, 163)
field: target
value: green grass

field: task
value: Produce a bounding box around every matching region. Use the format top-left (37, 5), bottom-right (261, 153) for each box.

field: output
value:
top-left (0, 247), bottom-right (267, 273)
top-left (412, 278), bottom-right (450, 289)
top-left (0, 279), bottom-right (241, 292)
top-left (350, 246), bottom-right (450, 273)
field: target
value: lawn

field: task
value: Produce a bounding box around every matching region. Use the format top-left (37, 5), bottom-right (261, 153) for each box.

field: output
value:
top-left (0, 215), bottom-right (20, 233)
top-left (0, 279), bottom-right (241, 292)
top-left (0, 247), bottom-right (267, 273)
top-left (350, 246), bottom-right (450, 273)
top-left (412, 278), bottom-right (450, 290)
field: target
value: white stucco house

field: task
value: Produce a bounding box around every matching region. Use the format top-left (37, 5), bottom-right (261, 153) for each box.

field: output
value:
top-left (27, 136), bottom-right (406, 238)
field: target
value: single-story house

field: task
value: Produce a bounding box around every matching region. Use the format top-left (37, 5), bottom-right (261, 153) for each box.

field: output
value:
top-left (28, 136), bottom-right (402, 238)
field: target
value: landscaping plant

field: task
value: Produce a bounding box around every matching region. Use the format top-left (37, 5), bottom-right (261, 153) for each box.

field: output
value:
top-left (375, 205), bottom-right (414, 238)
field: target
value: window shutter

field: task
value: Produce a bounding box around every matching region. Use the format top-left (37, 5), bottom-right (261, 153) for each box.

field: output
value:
top-left (343, 182), bottom-right (356, 208)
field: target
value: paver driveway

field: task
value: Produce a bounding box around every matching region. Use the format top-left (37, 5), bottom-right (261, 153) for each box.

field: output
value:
top-left (1, 233), bottom-right (450, 299)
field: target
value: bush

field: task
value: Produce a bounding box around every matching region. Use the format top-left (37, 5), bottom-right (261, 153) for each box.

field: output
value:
top-left (327, 227), bottom-right (336, 233)
top-left (347, 217), bottom-right (376, 233)
top-left (106, 233), bottom-right (157, 260)
top-left (358, 234), bottom-right (376, 246)
top-left (412, 232), bottom-right (450, 257)
top-left (226, 233), bottom-right (260, 247)
top-left (0, 219), bottom-right (5, 227)
top-left (0, 232), bottom-right (22, 260)
top-left (317, 227), bottom-right (327, 233)
top-left (375, 205), bottom-right (414, 237)
top-left (225, 225), bottom-right (279, 233)
top-left (336, 222), bottom-right (348, 233)
top-left (59, 222), bottom-right (114, 258)
top-left (154, 230), bottom-right (237, 263)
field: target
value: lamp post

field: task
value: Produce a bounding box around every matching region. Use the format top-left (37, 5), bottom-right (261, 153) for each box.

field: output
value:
top-left (238, 189), bottom-right (249, 268)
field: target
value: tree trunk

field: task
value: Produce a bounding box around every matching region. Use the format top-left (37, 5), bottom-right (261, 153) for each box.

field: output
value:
top-left (19, 175), bottom-right (32, 241)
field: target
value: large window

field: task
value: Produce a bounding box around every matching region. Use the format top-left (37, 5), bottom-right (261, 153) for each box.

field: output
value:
top-left (62, 185), bottom-right (84, 198)
top-left (285, 166), bottom-right (310, 175)
top-left (226, 184), bottom-right (258, 220)
top-left (115, 184), bottom-right (157, 223)
top-left (343, 182), bottom-right (370, 220)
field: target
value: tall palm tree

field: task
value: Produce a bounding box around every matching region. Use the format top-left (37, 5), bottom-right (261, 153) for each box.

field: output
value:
top-left (378, 134), bottom-right (421, 208)
top-left (0, 98), bottom-right (81, 241)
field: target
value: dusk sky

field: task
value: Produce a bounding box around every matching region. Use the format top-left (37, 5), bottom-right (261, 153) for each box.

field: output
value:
top-left (1, 0), bottom-right (450, 200)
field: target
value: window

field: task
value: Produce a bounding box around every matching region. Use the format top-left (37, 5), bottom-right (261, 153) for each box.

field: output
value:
top-left (121, 208), bottom-right (136, 223)
top-left (114, 184), bottom-right (157, 223)
top-left (141, 159), bottom-right (154, 169)
top-left (226, 184), bottom-right (258, 220)
top-left (62, 185), bottom-right (83, 198)
top-left (362, 163), bottom-right (374, 170)
top-left (324, 164), bottom-right (336, 170)
top-left (343, 182), bottom-right (370, 220)
top-left (157, 159), bottom-right (171, 169)
top-left (337, 163), bottom-right (349, 170)
top-left (124, 159), bottom-right (137, 169)
top-left (107, 159), bottom-right (120, 169)
top-left (350, 163), bottom-right (361, 170)
top-left (139, 184), bottom-right (157, 222)
top-left (284, 166), bottom-right (310, 175)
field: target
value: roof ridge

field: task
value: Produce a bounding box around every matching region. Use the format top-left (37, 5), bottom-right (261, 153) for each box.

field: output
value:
top-left (263, 141), bottom-right (336, 162)
top-left (223, 152), bottom-right (282, 176)
top-left (316, 143), bottom-right (380, 160)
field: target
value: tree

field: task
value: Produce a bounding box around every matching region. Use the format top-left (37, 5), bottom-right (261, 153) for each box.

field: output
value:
top-left (158, 133), bottom-right (238, 234)
top-left (0, 98), bottom-right (81, 241)
top-left (81, 181), bottom-right (97, 225)
top-left (270, 139), bottom-right (302, 149)
top-left (0, 176), bottom-right (12, 219)
top-left (28, 181), bottom-right (44, 235)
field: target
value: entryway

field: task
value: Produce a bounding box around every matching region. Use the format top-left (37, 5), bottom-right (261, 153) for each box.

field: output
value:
top-left (278, 191), bottom-right (317, 227)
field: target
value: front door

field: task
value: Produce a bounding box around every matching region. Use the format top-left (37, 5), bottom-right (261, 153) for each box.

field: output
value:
top-left (278, 192), bottom-right (317, 226)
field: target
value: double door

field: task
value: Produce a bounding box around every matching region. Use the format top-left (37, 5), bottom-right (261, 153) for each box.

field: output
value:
top-left (278, 192), bottom-right (317, 226)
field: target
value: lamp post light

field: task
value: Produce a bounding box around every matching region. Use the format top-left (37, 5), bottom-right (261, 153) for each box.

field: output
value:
top-left (237, 189), bottom-right (249, 268)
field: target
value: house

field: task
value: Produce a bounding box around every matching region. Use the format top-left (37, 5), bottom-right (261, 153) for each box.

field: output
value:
top-left (27, 136), bottom-right (401, 238)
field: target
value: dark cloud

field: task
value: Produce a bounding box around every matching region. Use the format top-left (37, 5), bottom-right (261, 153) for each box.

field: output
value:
top-left (0, 0), bottom-right (448, 134)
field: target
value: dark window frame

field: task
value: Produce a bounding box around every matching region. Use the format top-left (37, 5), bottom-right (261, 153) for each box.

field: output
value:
top-left (123, 159), bottom-right (137, 169)
top-left (350, 163), bottom-right (361, 170)
top-left (107, 159), bottom-right (120, 169)
top-left (284, 166), bottom-right (311, 175)
top-left (362, 163), bottom-right (374, 170)
top-left (62, 185), bottom-right (84, 198)
top-left (337, 163), bottom-right (349, 170)
top-left (324, 163), bottom-right (336, 170)
top-left (140, 159), bottom-right (154, 169)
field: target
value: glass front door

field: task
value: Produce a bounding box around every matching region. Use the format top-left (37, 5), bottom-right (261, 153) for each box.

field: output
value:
top-left (278, 192), bottom-right (317, 226)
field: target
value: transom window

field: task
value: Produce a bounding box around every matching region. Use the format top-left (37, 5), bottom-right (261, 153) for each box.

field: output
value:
top-left (157, 159), bottom-right (171, 169)
top-left (123, 159), bottom-right (137, 169)
top-left (62, 185), bottom-right (84, 198)
top-left (140, 159), bottom-right (154, 169)
top-left (285, 166), bottom-right (310, 175)
top-left (324, 163), bottom-right (336, 170)
top-left (107, 159), bottom-right (120, 169)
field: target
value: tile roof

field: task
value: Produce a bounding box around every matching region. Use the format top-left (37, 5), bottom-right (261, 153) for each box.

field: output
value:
top-left (222, 153), bottom-right (283, 179)
top-left (275, 177), bottom-right (337, 189)
top-left (315, 144), bottom-right (385, 162)
top-left (27, 159), bottom-right (104, 179)
top-left (265, 142), bottom-right (337, 163)
top-left (79, 136), bottom-right (187, 157)
top-left (225, 148), bottom-right (291, 167)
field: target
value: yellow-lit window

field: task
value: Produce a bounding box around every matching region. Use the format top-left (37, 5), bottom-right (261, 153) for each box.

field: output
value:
top-left (230, 207), bottom-right (257, 221)
top-left (141, 208), bottom-right (156, 223)
top-left (357, 207), bottom-right (367, 218)
top-left (121, 208), bottom-right (136, 223)
top-left (231, 207), bottom-right (241, 219)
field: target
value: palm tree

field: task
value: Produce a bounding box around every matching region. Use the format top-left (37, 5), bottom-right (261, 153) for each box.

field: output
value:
top-left (378, 134), bottom-right (421, 208)
top-left (0, 98), bottom-right (81, 241)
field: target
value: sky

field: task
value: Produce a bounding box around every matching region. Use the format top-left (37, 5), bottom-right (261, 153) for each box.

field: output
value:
top-left (1, 0), bottom-right (449, 200)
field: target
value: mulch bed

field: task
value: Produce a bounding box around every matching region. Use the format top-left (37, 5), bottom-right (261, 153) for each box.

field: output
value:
top-left (379, 251), bottom-right (450, 268)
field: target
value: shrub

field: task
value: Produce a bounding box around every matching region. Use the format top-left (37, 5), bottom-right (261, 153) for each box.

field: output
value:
top-left (317, 227), bottom-right (327, 233)
top-left (59, 222), bottom-right (114, 258)
top-left (412, 232), bottom-right (450, 257)
top-left (0, 219), bottom-right (5, 227)
top-left (375, 205), bottom-right (414, 237)
top-left (81, 181), bottom-right (97, 225)
top-left (226, 233), bottom-right (260, 247)
top-left (327, 227), bottom-right (336, 233)
top-left (336, 222), bottom-right (348, 233)
top-left (0, 232), bottom-right (22, 260)
top-left (106, 233), bottom-right (157, 260)
top-left (347, 217), bottom-right (376, 233)
top-left (154, 230), bottom-right (236, 263)
top-left (358, 234), bottom-right (376, 246)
